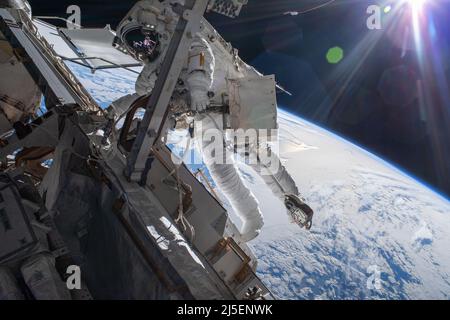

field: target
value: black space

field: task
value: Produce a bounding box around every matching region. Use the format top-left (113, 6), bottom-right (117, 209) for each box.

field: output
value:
top-left (28, 0), bottom-right (450, 198)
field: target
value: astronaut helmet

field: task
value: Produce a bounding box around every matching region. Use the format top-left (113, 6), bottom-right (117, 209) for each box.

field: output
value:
top-left (120, 24), bottom-right (161, 62)
top-left (116, 0), bottom-right (183, 63)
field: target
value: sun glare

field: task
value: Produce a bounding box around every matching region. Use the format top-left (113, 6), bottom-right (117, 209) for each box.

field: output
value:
top-left (405, 0), bottom-right (427, 11)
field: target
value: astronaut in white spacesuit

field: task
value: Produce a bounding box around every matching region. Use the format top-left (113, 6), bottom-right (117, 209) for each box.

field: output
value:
top-left (114, 0), bottom-right (314, 242)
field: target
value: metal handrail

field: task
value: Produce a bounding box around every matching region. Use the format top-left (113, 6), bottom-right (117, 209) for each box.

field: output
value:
top-left (33, 16), bottom-right (82, 29)
top-left (60, 55), bottom-right (142, 74)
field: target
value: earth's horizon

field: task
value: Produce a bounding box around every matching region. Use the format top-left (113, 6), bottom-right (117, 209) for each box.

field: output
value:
top-left (67, 62), bottom-right (450, 300)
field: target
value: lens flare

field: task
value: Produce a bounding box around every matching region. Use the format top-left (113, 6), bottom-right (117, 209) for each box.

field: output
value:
top-left (408, 0), bottom-right (426, 53)
top-left (405, 0), bottom-right (427, 11)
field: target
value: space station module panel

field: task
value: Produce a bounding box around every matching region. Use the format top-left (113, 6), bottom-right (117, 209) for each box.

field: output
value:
top-left (227, 75), bottom-right (278, 131)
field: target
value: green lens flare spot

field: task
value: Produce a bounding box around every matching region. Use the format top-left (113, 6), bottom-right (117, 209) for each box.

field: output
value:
top-left (326, 47), bottom-right (344, 64)
top-left (384, 5), bottom-right (392, 14)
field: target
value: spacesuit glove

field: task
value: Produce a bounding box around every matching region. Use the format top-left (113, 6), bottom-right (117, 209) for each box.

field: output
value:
top-left (190, 89), bottom-right (209, 113)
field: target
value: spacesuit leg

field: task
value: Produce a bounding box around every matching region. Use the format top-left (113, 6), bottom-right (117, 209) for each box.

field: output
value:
top-left (249, 146), bottom-right (314, 229)
top-left (249, 149), bottom-right (299, 200)
top-left (195, 113), bottom-right (264, 242)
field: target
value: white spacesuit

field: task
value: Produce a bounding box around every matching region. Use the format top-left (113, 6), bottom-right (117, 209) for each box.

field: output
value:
top-left (115, 0), bottom-right (314, 242)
